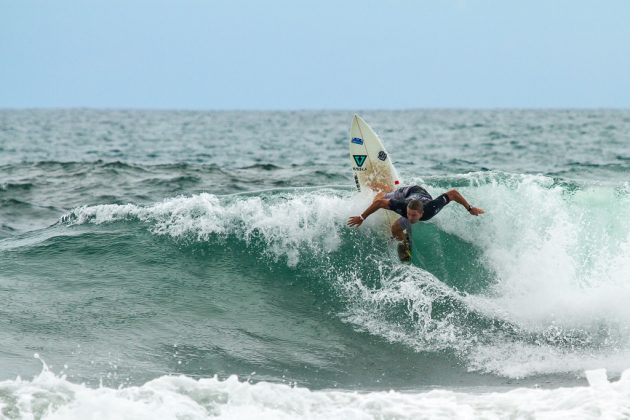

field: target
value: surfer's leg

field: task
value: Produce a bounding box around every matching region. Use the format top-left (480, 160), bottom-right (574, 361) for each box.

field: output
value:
top-left (397, 231), bottom-right (412, 262)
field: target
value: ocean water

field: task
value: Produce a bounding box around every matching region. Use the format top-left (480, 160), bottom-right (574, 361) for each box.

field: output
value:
top-left (1, 109), bottom-right (629, 418)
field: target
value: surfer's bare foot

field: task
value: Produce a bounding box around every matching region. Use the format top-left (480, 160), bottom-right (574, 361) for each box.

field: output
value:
top-left (397, 242), bottom-right (411, 262)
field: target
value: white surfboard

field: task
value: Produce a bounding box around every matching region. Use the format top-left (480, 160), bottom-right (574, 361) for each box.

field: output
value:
top-left (349, 114), bottom-right (401, 227)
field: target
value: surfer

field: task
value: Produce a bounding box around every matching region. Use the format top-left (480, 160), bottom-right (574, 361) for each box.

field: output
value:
top-left (347, 185), bottom-right (484, 261)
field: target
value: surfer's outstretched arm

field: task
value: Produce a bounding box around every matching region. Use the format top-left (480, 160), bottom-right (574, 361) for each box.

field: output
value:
top-left (347, 198), bottom-right (390, 227)
top-left (446, 189), bottom-right (485, 216)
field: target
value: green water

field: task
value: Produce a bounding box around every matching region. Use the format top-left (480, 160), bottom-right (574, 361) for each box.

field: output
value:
top-left (1, 110), bottom-right (629, 395)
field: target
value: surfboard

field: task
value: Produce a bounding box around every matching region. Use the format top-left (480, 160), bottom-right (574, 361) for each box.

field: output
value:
top-left (349, 114), bottom-right (401, 228)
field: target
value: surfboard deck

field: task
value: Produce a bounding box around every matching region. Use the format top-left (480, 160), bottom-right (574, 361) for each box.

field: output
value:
top-left (348, 114), bottom-right (402, 229)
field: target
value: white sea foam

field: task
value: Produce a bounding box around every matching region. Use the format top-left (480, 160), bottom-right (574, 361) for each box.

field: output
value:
top-left (421, 173), bottom-right (630, 377)
top-left (1, 366), bottom-right (630, 420)
top-left (338, 263), bottom-right (464, 352)
top-left (65, 189), bottom-right (381, 266)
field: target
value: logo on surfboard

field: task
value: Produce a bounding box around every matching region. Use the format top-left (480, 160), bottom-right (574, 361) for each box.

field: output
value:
top-left (351, 137), bottom-right (364, 145)
top-left (354, 174), bottom-right (361, 191)
top-left (378, 151), bottom-right (387, 161)
top-left (353, 155), bottom-right (367, 167)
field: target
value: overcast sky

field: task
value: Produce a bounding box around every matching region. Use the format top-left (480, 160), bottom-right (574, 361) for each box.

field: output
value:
top-left (2, 0), bottom-right (629, 109)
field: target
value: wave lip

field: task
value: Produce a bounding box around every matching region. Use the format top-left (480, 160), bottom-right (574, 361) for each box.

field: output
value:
top-left (60, 189), bottom-right (362, 266)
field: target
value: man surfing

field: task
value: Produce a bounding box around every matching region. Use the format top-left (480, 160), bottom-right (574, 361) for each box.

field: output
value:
top-left (347, 185), bottom-right (484, 261)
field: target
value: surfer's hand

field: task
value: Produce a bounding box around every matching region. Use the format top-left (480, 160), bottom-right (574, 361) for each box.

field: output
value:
top-left (469, 207), bottom-right (485, 216)
top-left (347, 216), bottom-right (364, 227)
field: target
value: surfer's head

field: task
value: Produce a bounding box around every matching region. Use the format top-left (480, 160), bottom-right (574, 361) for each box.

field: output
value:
top-left (406, 199), bottom-right (424, 223)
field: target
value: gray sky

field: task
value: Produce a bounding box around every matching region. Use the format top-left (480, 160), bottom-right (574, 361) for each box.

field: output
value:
top-left (2, 0), bottom-right (628, 109)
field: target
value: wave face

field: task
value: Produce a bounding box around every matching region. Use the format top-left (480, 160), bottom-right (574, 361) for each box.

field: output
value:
top-left (1, 109), bottom-right (629, 416)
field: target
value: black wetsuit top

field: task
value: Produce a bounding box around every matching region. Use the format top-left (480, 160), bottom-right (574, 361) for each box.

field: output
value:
top-left (384, 185), bottom-right (451, 229)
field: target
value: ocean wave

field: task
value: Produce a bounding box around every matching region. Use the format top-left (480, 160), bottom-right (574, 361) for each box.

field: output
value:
top-left (54, 172), bottom-right (630, 378)
top-left (0, 181), bottom-right (34, 192)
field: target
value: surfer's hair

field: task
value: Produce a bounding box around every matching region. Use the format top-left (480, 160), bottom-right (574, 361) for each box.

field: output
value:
top-left (407, 199), bottom-right (424, 212)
